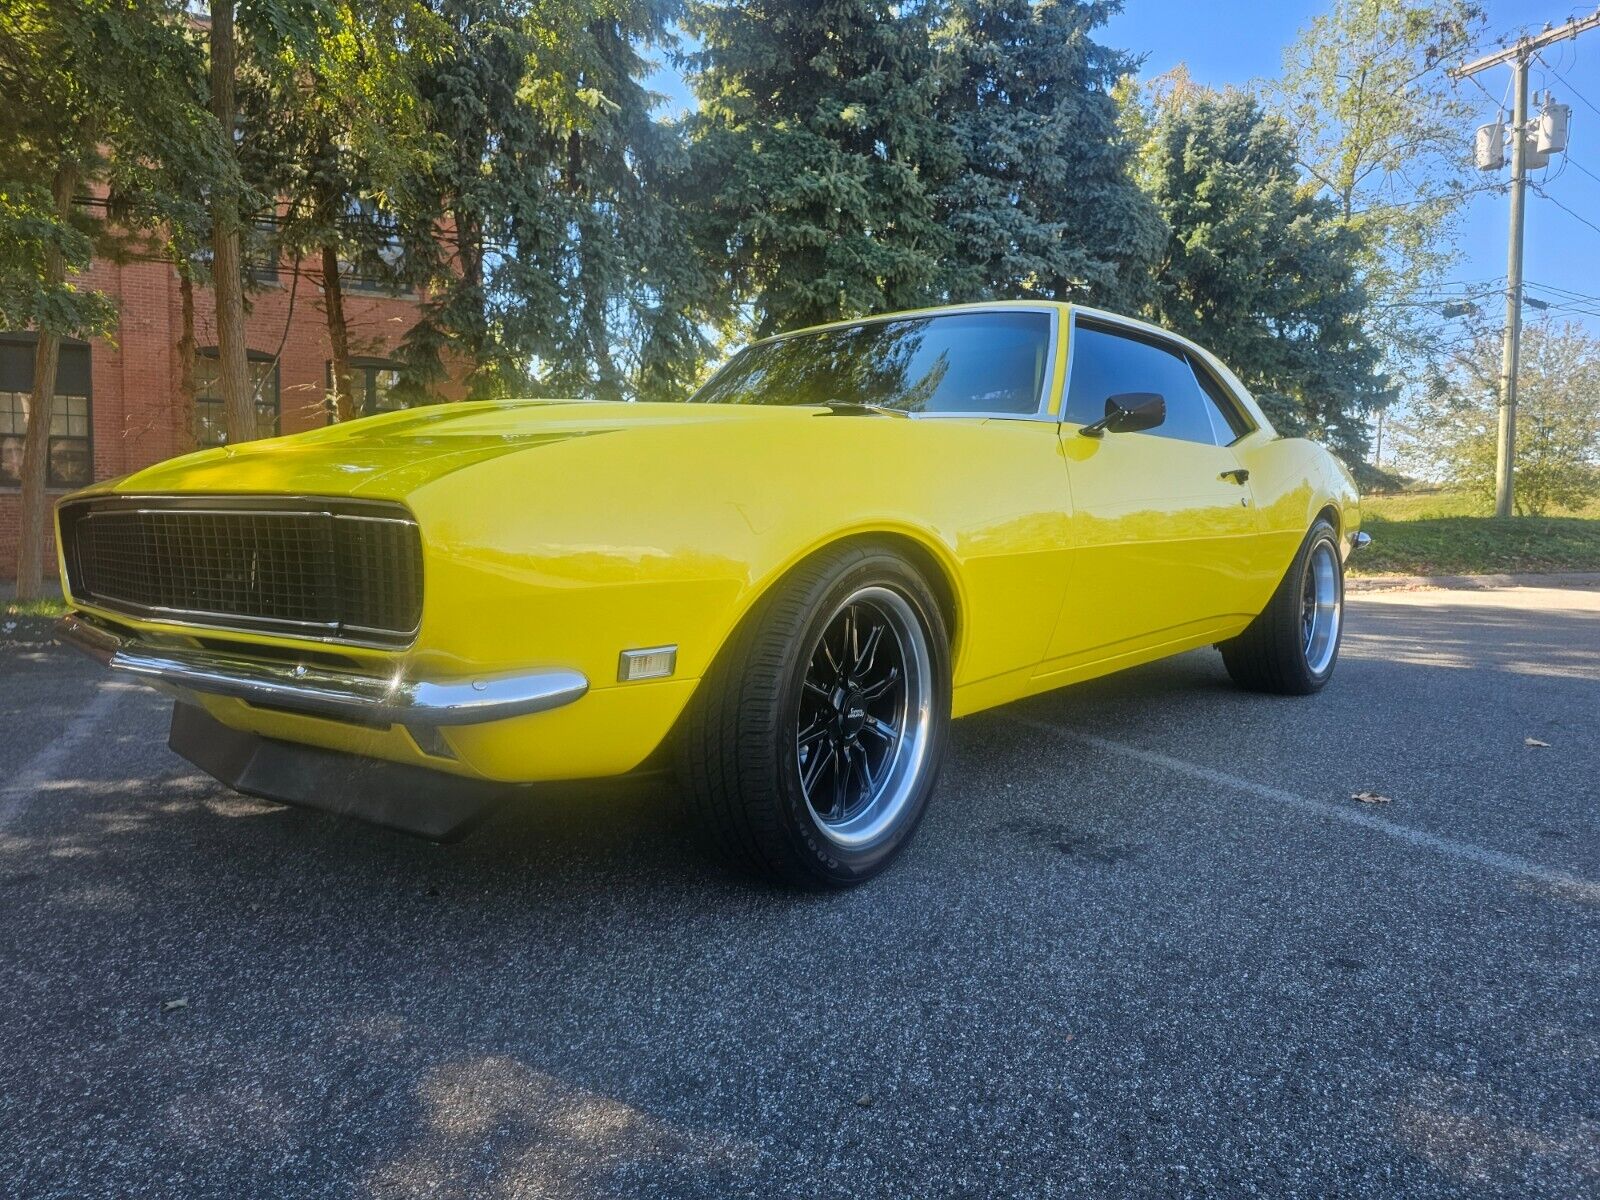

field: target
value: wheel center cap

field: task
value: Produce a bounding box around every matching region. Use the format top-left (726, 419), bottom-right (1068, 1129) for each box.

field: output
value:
top-left (837, 688), bottom-right (868, 739)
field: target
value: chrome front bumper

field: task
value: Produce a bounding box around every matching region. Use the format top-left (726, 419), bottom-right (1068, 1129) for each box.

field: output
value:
top-left (57, 614), bottom-right (588, 727)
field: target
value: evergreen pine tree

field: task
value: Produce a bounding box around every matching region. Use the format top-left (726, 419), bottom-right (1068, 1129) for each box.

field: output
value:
top-left (1135, 87), bottom-right (1389, 462)
top-left (686, 0), bottom-right (953, 337)
top-left (930, 0), bottom-right (1163, 308)
top-left (398, 0), bottom-right (701, 401)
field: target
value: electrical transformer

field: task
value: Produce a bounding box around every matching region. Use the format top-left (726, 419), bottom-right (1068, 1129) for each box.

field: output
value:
top-left (1537, 99), bottom-right (1572, 154)
top-left (1475, 121), bottom-right (1505, 170)
top-left (1523, 132), bottom-right (1551, 170)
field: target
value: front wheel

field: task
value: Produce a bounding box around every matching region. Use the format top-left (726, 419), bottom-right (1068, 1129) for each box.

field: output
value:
top-left (1220, 517), bottom-right (1344, 695)
top-left (678, 543), bottom-right (951, 888)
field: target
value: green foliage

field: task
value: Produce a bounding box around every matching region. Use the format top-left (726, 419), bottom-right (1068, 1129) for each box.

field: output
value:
top-left (3, 0), bottom-right (1521, 447)
top-left (3, 596), bottom-right (68, 619)
top-left (392, 0), bottom-right (706, 402)
top-left (1393, 322), bottom-right (1600, 516)
top-left (247, 0), bottom-right (441, 281)
top-left (930, 0), bottom-right (1163, 308)
top-left (0, 182), bottom-right (114, 338)
top-left (1271, 0), bottom-right (1484, 397)
top-left (685, 0), bottom-right (953, 337)
top-left (0, 0), bottom-right (219, 338)
top-left (1129, 83), bottom-right (1389, 461)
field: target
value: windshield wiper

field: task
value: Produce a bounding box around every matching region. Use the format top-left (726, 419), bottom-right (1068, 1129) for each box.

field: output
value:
top-left (815, 400), bottom-right (909, 418)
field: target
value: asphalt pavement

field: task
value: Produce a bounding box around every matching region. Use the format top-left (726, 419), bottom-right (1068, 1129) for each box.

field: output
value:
top-left (1, 585), bottom-right (1596, 1198)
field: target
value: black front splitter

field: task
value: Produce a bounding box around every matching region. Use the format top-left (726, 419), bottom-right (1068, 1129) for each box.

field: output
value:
top-left (168, 702), bottom-right (509, 841)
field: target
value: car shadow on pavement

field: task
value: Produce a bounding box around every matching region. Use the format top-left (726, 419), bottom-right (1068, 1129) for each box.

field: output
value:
top-left (2, 595), bottom-right (1597, 1198)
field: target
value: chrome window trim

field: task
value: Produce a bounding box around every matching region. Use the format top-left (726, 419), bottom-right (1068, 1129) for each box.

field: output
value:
top-left (1181, 351), bottom-right (1258, 445)
top-left (1060, 309), bottom-right (1248, 445)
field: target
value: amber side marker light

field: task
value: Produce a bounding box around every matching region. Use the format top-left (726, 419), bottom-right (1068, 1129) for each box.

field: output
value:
top-left (618, 646), bottom-right (677, 682)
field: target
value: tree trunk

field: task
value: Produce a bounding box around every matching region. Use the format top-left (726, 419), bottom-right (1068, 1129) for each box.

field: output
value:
top-left (320, 243), bottom-right (357, 421)
top-left (454, 205), bottom-right (487, 394)
top-left (13, 162), bottom-right (79, 601)
top-left (177, 266), bottom-right (198, 452)
top-left (209, 0), bottom-right (254, 443)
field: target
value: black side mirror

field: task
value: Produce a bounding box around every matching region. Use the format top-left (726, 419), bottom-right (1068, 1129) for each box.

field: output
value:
top-left (1078, 392), bottom-right (1165, 438)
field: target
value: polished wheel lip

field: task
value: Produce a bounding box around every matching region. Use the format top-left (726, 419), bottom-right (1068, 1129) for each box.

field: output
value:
top-left (1302, 541), bottom-right (1342, 676)
top-left (794, 585), bottom-right (934, 851)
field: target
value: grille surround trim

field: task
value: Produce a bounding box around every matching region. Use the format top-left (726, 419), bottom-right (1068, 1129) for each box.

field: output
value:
top-left (59, 494), bottom-right (424, 649)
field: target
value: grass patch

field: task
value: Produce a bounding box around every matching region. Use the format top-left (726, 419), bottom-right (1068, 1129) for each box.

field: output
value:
top-left (3, 597), bottom-right (68, 619)
top-left (1354, 491), bottom-right (1600, 576)
top-left (1362, 489), bottom-right (1600, 522)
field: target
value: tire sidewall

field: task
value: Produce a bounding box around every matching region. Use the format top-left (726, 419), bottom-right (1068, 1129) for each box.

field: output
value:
top-left (1294, 520), bottom-right (1344, 690)
top-left (771, 551), bottom-right (951, 885)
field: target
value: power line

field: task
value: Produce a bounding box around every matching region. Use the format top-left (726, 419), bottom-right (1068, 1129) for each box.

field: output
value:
top-left (1447, 7), bottom-right (1600, 517)
top-left (1531, 181), bottom-right (1600, 239)
top-left (1456, 66), bottom-right (1509, 113)
top-left (1538, 58), bottom-right (1600, 119)
top-left (1525, 278), bottom-right (1600, 305)
top-left (1522, 277), bottom-right (1600, 320)
top-left (1561, 154), bottom-right (1600, 187)
top-left (1348, 181), bottom-right (1507, 216)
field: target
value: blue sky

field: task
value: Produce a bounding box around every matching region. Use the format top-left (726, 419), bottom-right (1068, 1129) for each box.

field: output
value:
top-left (648, 1), bottom-right (1600, 332)
top-left (1104, 0), bottom-right (1600, 333)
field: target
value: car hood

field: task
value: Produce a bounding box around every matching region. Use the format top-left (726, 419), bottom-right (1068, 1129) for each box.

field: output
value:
top-left (91, 400), bottom-right (805, 500)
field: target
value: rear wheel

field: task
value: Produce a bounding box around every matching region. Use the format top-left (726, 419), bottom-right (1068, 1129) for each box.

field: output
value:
top-left (1220, 517), bottom-right (1343, 695)
top-left (678, 543), bottom-right (951, 888)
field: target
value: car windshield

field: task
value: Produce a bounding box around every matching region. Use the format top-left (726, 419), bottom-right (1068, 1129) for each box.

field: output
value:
top-left (689, 310), bottom-right (1052, 415)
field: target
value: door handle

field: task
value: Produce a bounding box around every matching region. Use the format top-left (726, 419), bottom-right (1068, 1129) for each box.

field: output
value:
top-left (1220, 468), bottom-right (1250, 485)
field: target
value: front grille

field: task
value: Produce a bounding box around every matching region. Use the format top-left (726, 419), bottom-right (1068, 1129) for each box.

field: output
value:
top-left (60, 497), bottom-right (423, 647)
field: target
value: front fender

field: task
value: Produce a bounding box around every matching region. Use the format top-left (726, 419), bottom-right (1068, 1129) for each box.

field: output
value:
top-left (399, 414), bottom-right (1072, 778)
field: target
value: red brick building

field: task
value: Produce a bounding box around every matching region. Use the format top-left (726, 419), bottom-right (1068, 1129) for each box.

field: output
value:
top-left (1, 253), bottom-right (465, 579)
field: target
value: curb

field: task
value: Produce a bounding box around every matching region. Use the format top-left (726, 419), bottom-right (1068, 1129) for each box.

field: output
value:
top-left (1348, 571), bottom-right (1600, 593)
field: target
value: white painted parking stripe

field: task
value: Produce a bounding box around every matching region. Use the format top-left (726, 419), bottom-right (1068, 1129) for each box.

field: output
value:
top-left (1007, 716), bottom-right (1600, 903)
top-left (0, 684), bottom-right (128, 831)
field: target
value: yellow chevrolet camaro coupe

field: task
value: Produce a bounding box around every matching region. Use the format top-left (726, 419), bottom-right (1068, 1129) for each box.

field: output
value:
top-left (57, 302), bottom-right (1365, 886)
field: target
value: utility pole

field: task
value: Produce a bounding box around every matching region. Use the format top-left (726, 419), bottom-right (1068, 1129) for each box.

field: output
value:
top-left (1450, 9), bottom-right (1600, 517)
top-left (1498, 58), bottom-right (1528, 518)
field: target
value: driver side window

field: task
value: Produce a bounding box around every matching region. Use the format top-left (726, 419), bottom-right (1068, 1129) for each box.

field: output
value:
top-left (1063, 323), bottom-right (1218, 445)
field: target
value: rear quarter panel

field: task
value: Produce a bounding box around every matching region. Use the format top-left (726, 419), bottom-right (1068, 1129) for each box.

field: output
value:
top-left (1237, 434), bottom-right (1361, 579)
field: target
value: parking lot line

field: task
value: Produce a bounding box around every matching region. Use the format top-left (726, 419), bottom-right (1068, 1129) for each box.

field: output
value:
top-left (1006, 715), bottom-right (1600, 904)
top-left (0, 683), bottom-right (128, 832)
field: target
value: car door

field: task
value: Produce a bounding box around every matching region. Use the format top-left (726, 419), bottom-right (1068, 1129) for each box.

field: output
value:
top-left (1044, 317), bottom-right (1264, 667)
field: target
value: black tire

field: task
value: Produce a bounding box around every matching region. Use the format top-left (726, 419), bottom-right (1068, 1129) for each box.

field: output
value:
top-left (1220, 517), bottom-right (1344, 695)
top-left (677, 541), bottom-right (952, 888)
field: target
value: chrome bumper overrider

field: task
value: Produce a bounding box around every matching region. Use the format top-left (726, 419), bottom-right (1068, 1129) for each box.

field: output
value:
top-left (57, 614), bottom-right (588, 727)
top-left (1351, 531), bottom-right (1372, 552)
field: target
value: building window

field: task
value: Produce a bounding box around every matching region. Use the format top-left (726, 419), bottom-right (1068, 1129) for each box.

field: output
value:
top-left (0, 339), bottom-right (92, 489)
top-left (246, 215), bottom-right (280, 285)
top-left (195, 352), bottom-right (280, 447)
top-left (340, 200), bottom-right (409, 294)
top-left (332, 359), bottom-right (408, 416)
